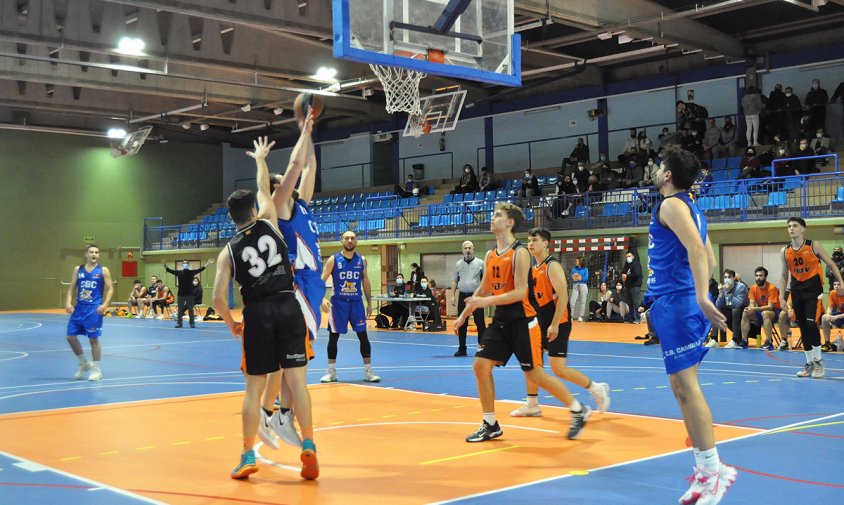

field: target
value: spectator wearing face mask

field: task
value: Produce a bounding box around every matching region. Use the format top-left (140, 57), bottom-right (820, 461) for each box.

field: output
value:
top-left (826, 247), bottom-right (844, 291)
top-left (192, 276), bottom-right (204, 320)
top-left (619, 128), bottom-right (639, 166)
top-left (413, 277), bottom-right (442, 331)
top-left (783, 86), bottom-right (802, 140)
top-left (714, 269), bottom-right (749, 348)
top-left (395, 173), bottom-right (416, 198)
top-left (562, 137), bottom-right (590, 170)
top-left (606, 282), bottom-right (629, 322)
top-left (592, 152), bottom-right (611, 179)
top-left (772, 144), bottom-right (793, 176)
top-left (811, 128), bottom-right (831, 158)
top-left (792, 138), bottom-right (818, 176)
top-left (452, 164), bottom-right (478, 194)
top-left (716, 117), bottom-right (737, 158)
top-left (622, 251), bottom-right (642, 323)
top-left (573, 161), bottom-right (590, 193)
top-left (736, 147), bottom-right (762, 180)
top-left (805, 79), bottom-right (829, 132)
top-left (640, 158), bottom-right (658, 187)
top-left (379, 273), bottom-right (411, 328)
top-left (658, 127), bottom-right (678, 150)
top-left (636, 131), bottom-right (653, 161)
top-left (518, 168), bottom-right (541, 197)
top-left (701, 118), bottom-right (722, 161)
top-left (478, 166), bottom-right (498, 192)
top-left (553, 174), bottom-right (578, 217)
top-left (623, 159), bottom-right (643, 188)
top-left (163, 258), bottom-right (213, 328)
top-left (766, 83), bottom-right (787, 140)
top-left (741, 86), bottom-right (765, 147)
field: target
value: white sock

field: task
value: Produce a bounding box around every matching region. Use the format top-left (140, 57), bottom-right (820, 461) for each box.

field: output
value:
top-left (569, 398), bottom-right (582, 413)
top-left (587, 381), bottom-right (600, 393)
top-left (364, 364), bottom-right (372, 371)
top-left (804, 350), bottom-right (813, 363)
top-left (483, 412), bottom-right (496, 426)
top-left (692, 447), bottom-right (702, 468)
top-left (526, 394), bottom-right (539, 407)
top-left (697, 447), bottom-right (720, 473)
top-left (77, 354), bottom-right (88, 365)
top-left (812, 346), bottom-right (822, 361)
top-left (93, 360), bottom-right (101, 369)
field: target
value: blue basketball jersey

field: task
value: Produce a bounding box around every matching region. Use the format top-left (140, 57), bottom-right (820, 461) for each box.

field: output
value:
top-left (646, 192), bottom-right (707, 300)
top-left (278, 198), bottom-right (322, 273)
top-left (331, 252), bottom-right (364, 300)
top-left (76, 264), bottom-right (105, 306)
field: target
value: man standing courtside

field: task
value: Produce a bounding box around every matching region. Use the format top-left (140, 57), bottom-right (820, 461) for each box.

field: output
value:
top-left (451, 240), bottom-right (485, 356)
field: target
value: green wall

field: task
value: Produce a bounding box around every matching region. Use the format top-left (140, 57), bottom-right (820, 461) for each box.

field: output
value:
top-left (0, 130), bottom-right (223, 310)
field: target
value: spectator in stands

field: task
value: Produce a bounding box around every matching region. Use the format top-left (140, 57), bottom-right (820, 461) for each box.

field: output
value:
top-left (618, 128), bottom-right (638, 166)
top-left (811, 128), bottom-right (831, 160)
top-left (701, 118), bottom-right (722, 161)
top-left (783, 86), bottom-right (802, 140)
top-left (603, 170), bottom-right (620, 191)
top-left (552, 174), bottom-right (577, 217)
top-left (606, 281), bottom-right (629, 321)
top-left (766, 83), bottom-right (787, 141)
top-left (715, 269), bottom-right (749, 348)
top-left (640, 158), bottom-right (658, 187)
top-left (741, 86), bottom-right (764, 147)
top-left (739, 267), bottom-right (781, 350)
top-left (592, 153), bottom-right (611, 180)
top-left (413, 276), bottom-right (442, 331)
top-left (380, 273), bottom-right (410, 329)
top-left (622, 251), bottom-right (642, 323)
top-left (562, 137), bottom-right (590, 170)
top-left (821, 280), bottom-right (844, 352)
top-left (585, 175), bottom-right (605, 194)
top-left (128, 279), bottom-right (148, 318)
top-left (395, 173), bottom-right (415, 198)
top-left (636, 131), bottom-right (654, 162)
top-left (573, 161), bottom-right (590, 193)
top-left (831, 80), bottom-right (844, 103)
top-left (148, 276), bottom-right (173, 320)
top-left (478, 166), bottom-right (498, 192)
top-left (805, 79), bottom-right (829, 132)
top-left (518, 168), bottom-right (541, 197)
top-left (657, 127), bottom-right (677, 150)
top-left (792, 138), bottom-right (818, 176)
top-left (623, 159), bottom-right (643, 188)
top-left (715, 117), bottom-right (738, 158)
top-left (676, 100), bottom-right (708, 133)
top-left (678, 127), bottom-right (701, 158)
top-left (771, 144), bottom-right (793, 176)
top-left (695, 166), bottom-right (713, 196)
top-left (570, 257), bottom-right (588, 322)
top-left (736, 147), bottom-right (762, 180)
top-left (826, 247), bottom-right (844, 292)
top-left (409, 262), bottom-right (424, 288)
top-left (452, 164), bottom-right (478, 194)
top-left (192, 276), bottom-right (203, 320)
top-left (589, 282), bottom-right (611, 321)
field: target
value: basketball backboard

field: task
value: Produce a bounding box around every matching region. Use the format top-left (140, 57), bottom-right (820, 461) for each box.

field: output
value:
top-left (110, 126), bottom-right (152, 158)
top-left (333, 0), bottom-right (520, 87)
top-left (404, 89), bottom-right (467, 137)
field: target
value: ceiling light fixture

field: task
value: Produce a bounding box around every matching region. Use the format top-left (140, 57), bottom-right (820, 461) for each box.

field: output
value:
top-left (200, 123), bottom-right (209, 131)
top-left (181, 122), bottom-right (191, 130)
top-left (618, 34), bottom-right (633, 44)
top-left (241, 103), bottom-right (252, 112)
top-left (273, 107), bottom-right (284, 115)
top-left (313, 66), bottom-right (338, 82)
top-left (116, 36), bottom-right (145, 56)
top-left (597, 31), bottom-right (613, 40)
top-left (107, 128), bottom-right (127, 139)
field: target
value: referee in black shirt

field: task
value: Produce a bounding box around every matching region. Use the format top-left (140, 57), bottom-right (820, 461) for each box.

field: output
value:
top-left (164, 259), bottom-right (213, 328)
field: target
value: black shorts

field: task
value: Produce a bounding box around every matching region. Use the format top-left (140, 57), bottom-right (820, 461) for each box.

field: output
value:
top-left (476, 317), bottom-right (543, 371)
top-left (241, 293), bottom-right (308, 375)
top-left (536, 305), bottom-right (572, 357)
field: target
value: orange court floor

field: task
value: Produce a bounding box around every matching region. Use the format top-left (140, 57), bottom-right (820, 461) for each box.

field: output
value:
top-left (0, 384), bottom-right (758, 505)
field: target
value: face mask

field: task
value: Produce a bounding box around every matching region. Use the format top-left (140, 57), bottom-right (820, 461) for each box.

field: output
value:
top-left (420, 282), bottom-right (428, 290)
top-left (755, 279), bottom-right (765, 287)
top-left (626, 256), bottom-right (633, 263)
top-left (811, 83), bottom-right (818, 89)
top-left (800, 144), bottom-right (808, 150)
top-left (630, 133), bottom-right (636, 138)
top-left (578, 165), bottom-right (584, 171)
top-left (648, 160), bottom-right (654, 166)
top-left (786, 92), bottom-right (792, 97)
top-left (600, 155), bottom-right (607, 161)
top-left (465, 168), bottom-right (470, 173)
top-left (182, 264), bottom-right (189, 270)
top-left (817, 133), bottom-right (823, 138)
top-left (691, 131), bottom-right (698, 136)
top-left (616, 286), bottom-right (622, 291)
top-left (724, 278), bottom-right (734, 287)
top-left (525, 172), bottom-right (530, 177)
top-left (396, 278), bottom-right (403, 285)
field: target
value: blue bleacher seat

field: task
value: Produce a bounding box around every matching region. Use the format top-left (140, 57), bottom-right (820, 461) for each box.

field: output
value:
top-left (617, 202), bottom-right (631, 216)
top-left (710, 158), bottom-right (727, 170)
top-left (766, 192), bottom-right (787, 207)
top-left (836, 187), bottom-right (844, 202)
top-left (547, 175), bottom-right (558, 185)
top-left (495, 189), bottom-right (506, 198)
top-left (696, 196), bottom-right (714, 211)
top-left (417, 215), bottom-right (430, 228)
top-left (442, 194), bottom-right (453, 203)
top-left (602, 204), bottom-right (617, 217)
top-left (536, 176), bottom-right (546, 185)
top-left (575, 205), bottom-right (589, 218)
top-left (714, 195), bottom-right (731, 210)
top-left (524, 208), bottom-right (534, 220)
top-left (726, 157), bottom-right (741, 169)
top-left (733, 194), bottom-right (749, 208)
top-left (453, 193), bottom-right (464, 202)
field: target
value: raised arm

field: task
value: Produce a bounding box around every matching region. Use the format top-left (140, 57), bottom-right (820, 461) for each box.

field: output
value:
top-left (271, 110), bottom-right (315, 218)
top-left (65, 266), bottom-right (80, 314)
top-left (212, 247), bottom-right (240, 337)
top-left (247, 136), bottom-right (279, 224)
top-left (98, 267), bottom-right (114, 315)
top-left (297, 133), bottom-right (317, 204)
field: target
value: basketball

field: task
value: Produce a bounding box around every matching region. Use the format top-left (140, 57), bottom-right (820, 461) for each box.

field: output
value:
top-left (294, 93), bottom-right (324, 122)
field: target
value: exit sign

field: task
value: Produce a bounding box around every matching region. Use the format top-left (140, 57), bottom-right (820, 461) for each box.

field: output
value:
top-left (83, 236), bottom-right (95, 243)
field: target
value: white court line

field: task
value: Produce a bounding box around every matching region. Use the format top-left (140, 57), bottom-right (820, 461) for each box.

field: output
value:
top-left (0, 450), bottom-right (165, 504)
top-left (0, 321), bottom-right (42, 334)
top-left (0, 370), bottom-right (243, 391)
top-left (0, 350), bottom-right (28, 362)
top-left (0, 381), bottom-right (244, 404)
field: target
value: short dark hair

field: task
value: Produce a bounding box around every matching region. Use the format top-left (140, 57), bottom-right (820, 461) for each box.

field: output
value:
top-left (85, 244), bottom-right (99, 252)
top-left (133, 279), bottom-right (141, 285)
top-left (527, 227), bottom-right (551, 242)
top-left (410, 263), bottom-right (419, 268)
top-left (787, 217), bottom-right (806, 227)
top-left (662, 145), bottom-right (700, 191)
top-left (724, 269), bottom-right (736, 277)
top-left (754, 267), bottom-right (768, 277)
top-left (227, 189), bottom-right (256, 224)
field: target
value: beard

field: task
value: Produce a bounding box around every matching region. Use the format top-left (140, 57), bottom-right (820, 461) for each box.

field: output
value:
top-left (343, 243), bottom-right (356, 251)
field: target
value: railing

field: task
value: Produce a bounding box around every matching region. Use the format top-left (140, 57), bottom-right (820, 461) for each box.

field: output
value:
top-left (771, 153), bottom-right (839, 176)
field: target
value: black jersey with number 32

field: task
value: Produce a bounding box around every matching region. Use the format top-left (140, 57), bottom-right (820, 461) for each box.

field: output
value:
top-left (227, 219), bottom-right (294, 303)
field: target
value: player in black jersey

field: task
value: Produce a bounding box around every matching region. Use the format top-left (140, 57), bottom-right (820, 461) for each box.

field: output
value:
top-left (213, 111), bottom-right (318, 481)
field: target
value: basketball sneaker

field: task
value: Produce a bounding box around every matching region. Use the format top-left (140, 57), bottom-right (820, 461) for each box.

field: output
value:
top-left (87, 367), bottom-right (102, 381)
top-left (704, 339), bottom-right (718, 348)
top-left (300, 439), bottom-right (319, 480)
top-left (679, 463), bottom-right (737, 505)
top-left (466, 420), bottom-right (502, 442)
top-left (363, 367), bottom-right (381, 383)
top-left (270, 410), bottom-right (302, 447)
top-left (590, 382), bottom-right (611, 414)
top-left (73, 361), bottom-right (92, 379)
top-left (231, 449), bottom-right (258, 479)
top-left (761, 342), bottom-right (775, 351)
top-left (257, 410), bottom-right (280, 450)
top-left (567, 405), bottom-right (591, 439)
top-left (723, 340), bottom-right (739, 349)
top-left (320, 368), bottom-right (338, 383)
top-left (509, 402), bottom-right (542, 417)
top-left (777, 340), bottom-right (789, 351)
top-left (811, 359), bottom-right (825, 378)
top-left (796, 362), bottom-right (814, 377)
top-left (821, 342), bottom-right (832, 352)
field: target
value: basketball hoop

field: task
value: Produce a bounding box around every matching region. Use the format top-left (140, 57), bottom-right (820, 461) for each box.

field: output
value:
top-left (110, 141), bottom-right (128, 159)
top-left (369, 64), bottom-right (426, 116)
top-left (405, 114), bottom-right (431, 139)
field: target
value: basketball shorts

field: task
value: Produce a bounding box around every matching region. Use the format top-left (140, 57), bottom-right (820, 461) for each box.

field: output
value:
top-left (536, 305), bottom-right (572, 357)
top-left (328, 296), bottom-right (367, 335)
top-left (294, 269), bottom-right (326, 341)
top-left (827, 311), bottom-right (844, 328)
top-left (476, 317), bottom-right (543, 371)
top-left (241, 293), bottom-right (308, 375)
top-left (649, 293), bottom-right (710, 375)
top-left (752, 309), bottom-right (781, 328)
top-left (67, 304), bottom-right (103, 338)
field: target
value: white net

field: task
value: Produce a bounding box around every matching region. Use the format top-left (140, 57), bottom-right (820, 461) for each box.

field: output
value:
top-left (369, 64), bottom-right (426, 116)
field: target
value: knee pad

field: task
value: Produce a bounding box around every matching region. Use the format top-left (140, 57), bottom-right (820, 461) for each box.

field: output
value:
top-left (357, 331), bottom-right (371, 358)
top-left (327, 333), bottom-right (340, 360)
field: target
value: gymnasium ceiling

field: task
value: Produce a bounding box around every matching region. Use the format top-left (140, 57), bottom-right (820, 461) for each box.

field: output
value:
top-left (0, 0), bottom-right (842, 147)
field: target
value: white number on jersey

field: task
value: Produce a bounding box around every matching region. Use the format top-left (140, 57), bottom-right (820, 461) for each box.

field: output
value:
top-left (241, 235), bottom-right (283, 277)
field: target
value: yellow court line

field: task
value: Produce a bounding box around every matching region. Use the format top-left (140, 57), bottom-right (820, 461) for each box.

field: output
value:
top-left (382, 414), bottom-right (397, 418)
top-left (172, 441), bottom-right (191, 446)
top-left (766, 420), bottom-right (844, 435)
top-left (60, 456), bottom-right (81, 461)
top-left (419, 445), bottom-right (521, 465)
top-left (99, 451), bottom-right (120, 456)
top-left (135, 445), bottom-right (156, 451)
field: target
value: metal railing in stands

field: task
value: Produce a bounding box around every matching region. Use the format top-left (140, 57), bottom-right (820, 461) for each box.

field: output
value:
top-left (771, 153), bottom-right (838, 176)
top-left (320, 162), bottom-right (374, 189)
top-left (400, 151), bottom-right (454, 181)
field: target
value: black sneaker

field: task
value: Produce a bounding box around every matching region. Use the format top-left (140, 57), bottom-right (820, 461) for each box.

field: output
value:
top-left (466, 420), bottom-right (502, 442)
top-left (567, 406), bottom-right (592, 439)
top-left (454, 348), bottom-right (468, 357)
top-left (643, 335), bottom-right (660, 346)
top-left (175, 324), bottom-right (183, 328)
top-left (821, 342), bottom-right (832, 352)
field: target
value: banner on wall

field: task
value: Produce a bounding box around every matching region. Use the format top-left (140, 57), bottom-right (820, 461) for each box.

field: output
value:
top-left (122, 261), bottom-right (138, 278)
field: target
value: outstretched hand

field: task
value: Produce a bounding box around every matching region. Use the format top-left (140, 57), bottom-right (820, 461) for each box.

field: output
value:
top-left (300, 107), bottom-right (315, 136)
top-left (246, 136), bottom-right (276, 161)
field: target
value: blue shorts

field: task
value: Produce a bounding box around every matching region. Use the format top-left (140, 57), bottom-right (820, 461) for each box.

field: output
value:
top-left (827, 311), bottom-right (844, 328)
top-left (754, 309), bottom-right (781, 327)
top-left (649, 294), bottom-right (710, 375)
top-left (295, 270), bottom-right (326, 340)
top-left (67, 304), bottom-right (103, 338)
top-left (328, 297), bottom-right (367, 335)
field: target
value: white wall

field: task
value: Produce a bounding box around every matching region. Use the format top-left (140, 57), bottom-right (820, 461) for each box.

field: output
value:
top-left (320, 135), bottom-right (373, 191)
top-left (398, 117), bottom-right (485, 181)
top-left (222, 143), bottom-right (293, 200)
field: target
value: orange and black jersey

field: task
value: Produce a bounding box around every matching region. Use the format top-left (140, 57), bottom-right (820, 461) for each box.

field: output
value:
top-left (531, 256), bottom-right (571, 327)
top-left (485, 241), bottom-right (536, 323)
top-left (785, 240), bottom-right (823, 293)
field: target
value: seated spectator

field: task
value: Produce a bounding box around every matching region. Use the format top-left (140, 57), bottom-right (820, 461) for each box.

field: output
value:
top-left (517, 168), bottom-right (541, 197)
top-left (589, 282), bottom-right (611, 321)
top-left (771, 145), bottom-right (793, 176)
top-left (562, 137), bottom-right (590, 170)
top-left (451, 164), bottom-right (478, 194)
top-left (573, 161), bottom-right (590, 192)
top-left (592, 153), bottom-right (611, 180)
top-left (640, 157), bottom-right (658, 187)
top-left (714, 117), bottom-right (738, 158)
top-left (552, 174), bottom-right (578, 216)
top-left (603, 170), bottom-right (620, 191)
top-left (739, 267), bottom-right (780, 350)
top-left (606, 282), bottom-right (629, 321)
top-left (821, 280), bottom-right (844, 352)
top-left (826, 247), bottom-right (844, 290)
top-left (736, 147), bottom-right (763, 180)
top-left (128, 279), bottom-right (148, 318)
top-left (657, 127), bottom-right (678, 150)
top-left (623, 159), bottom-right (643, 188)
top-left (636, 131), bottom-right (654, 162)
top-left (192, 276), bottom-right (204, 320)
top-left (478, 166), bottom-right (498, 192)
top-left (712, 269), bottom-right (749, 348)
top-left (585, 175), bottom-right (605, 194)
top-left (617, 128), bottom-right (638, 166)
top-left (395, 173), bottom-right (416, 198)
top-left (701, 118), bottom-right (721, 161)
top-left (413, 276), bottom-right (443, 331)
top-left (695, 166), bottom-right (713, 196)
top-left (678, 127), bottom-right (698, 155)
top-left (792, 138), bottom-right (818, 175)
top-left (379, 273), bottom-right (411, 328)
top-left (148, 276), bottom-right (174, 320)
top-left (811, 128), bottom-right (831, 160)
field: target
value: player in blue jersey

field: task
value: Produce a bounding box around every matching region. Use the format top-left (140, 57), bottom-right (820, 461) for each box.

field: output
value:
top-left (646, 145), bottom-right (734, 505)
top-left (320, 231), bottom-right (381, 383)
top-left (65, 244), bottom-right (113, 381)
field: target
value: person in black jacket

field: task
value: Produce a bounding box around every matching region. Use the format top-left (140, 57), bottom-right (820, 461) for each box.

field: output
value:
top-left (379, 273), bottom-right (411, 328)
top-left (622, 250), bottom-right (642, 323)
top-left (413, 277), bottom-right (442, 331)
top-left (164, 259), bottom-right (213, 328)
top-left (192, 276), bottom-right (204, 319)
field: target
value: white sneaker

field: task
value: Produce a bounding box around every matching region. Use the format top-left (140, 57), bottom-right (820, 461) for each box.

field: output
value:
top-left (509, 402), bottom-right (542, 417)
top-left (74, 361), bottom-right (92, 379)
top-left (270, 410), bottom-right (302, 447)
top-left (811, 359), bottom-right (824, 378)
top-left (577, 317), bottom-right (583, 322)
top-left (257, 410), bottom-right (280, 450)
top-left (363, 368), bottom-right (381, 383)
top-left (156, 315), bottom-right (165, 320)
top-left (590, 382), bottom-right (611, 414)
top-left (704, 339), bottom-right (719, 348)
top-left (723, 340), bottom-right (739, 349)
top-left (320, 368), bottom-right (338, 383)
top-left (796, 362), bottom-right (814, 377)
top-left (679, 463), bottom-right (737, 505)
top-left (87, 368), bottom-right (102, 381)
